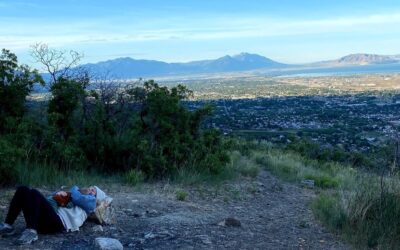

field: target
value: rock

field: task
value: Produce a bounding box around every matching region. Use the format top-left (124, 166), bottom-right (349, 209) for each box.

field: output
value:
top-left (94, 237), bottom-right (123, 250)
top-left (218, 217), bottom-right (241, 227)
top-left (301, 179), bottom-right (315, 189)
top-left (146, 209), bottom-right (159, 216)
top-left (92, 225), bottom-right (104, 232)
top-left (196, 235), bottom-right (212, 245)
top-left (144, 232), bottom-right (156, 239)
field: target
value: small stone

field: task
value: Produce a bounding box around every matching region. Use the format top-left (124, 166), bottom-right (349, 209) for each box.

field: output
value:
top-left (218, 217), bottom-right (241, 227)
top-left (144, 232), bottom-right (156, 239)
top-left (196, 235), bottom-right (212, 245)
top-left (301, 179), bottom-right (315, 189)
top-left (94, 237), bottom-right (123, 250)
top-left (146, 209), bottom-right (158, 215)
top-left (92, 225), bottom-right (104, 232)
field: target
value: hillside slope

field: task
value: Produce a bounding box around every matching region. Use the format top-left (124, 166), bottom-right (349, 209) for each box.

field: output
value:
top-left (0, 170), bottom-right (348, 249)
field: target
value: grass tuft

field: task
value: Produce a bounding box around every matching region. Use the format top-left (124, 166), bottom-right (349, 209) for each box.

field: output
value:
top-left (14, 161), bottom-right (121, 188)
top-left (175, 190), bottom-right (188, 201)
top-left (126, 169), bottom-right (145, 186)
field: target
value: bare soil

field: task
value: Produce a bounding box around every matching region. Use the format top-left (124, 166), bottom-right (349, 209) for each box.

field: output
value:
top-left (0, 170), bottom-right (350, 249)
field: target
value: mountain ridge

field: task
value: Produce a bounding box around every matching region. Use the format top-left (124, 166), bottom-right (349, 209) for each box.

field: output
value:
top-left (80, 52), bottom-right (400, 79)
top-left (82, 52), bottom-right (286, 79)
top-left (310, 53), bottom-right (400, 67)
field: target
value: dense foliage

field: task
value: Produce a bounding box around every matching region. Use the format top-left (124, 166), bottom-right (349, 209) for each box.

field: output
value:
top-left (0, 49), bottom-right (229, 185)
top-left (0, 49), bottom-right (44, 132)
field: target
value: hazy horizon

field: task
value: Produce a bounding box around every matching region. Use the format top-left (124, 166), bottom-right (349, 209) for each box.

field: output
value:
top-left (1, 0), bottom-right (400, 66)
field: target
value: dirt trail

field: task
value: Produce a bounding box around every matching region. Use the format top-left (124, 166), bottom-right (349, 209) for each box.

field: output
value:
top-left (0, 170), bottom-right (350, 249)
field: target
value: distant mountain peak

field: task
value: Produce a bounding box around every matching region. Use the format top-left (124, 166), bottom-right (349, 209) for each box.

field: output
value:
top-left (310, 53), bottom-right (400, 67)
top-left (337, 53), bottom-right (397, 65)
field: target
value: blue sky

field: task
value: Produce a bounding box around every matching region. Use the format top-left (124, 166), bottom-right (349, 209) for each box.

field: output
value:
top-left (1, 0), bottom-right (400, 66)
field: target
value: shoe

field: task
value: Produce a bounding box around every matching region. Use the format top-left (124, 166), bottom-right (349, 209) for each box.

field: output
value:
top-left (0, 223), bottom-right (15, 237)
top-left (15, 229), bottom-right (38, 245)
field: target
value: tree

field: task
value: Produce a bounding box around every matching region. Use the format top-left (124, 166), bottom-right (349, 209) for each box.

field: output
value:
top-left (130, 80), bottom-right (228, 177)
top-left (0, 49), bottom-right (44, 132)
top-left (48, 77), bottom-right (87, 140)
top-left (30, 43), bottom-right (83, 86)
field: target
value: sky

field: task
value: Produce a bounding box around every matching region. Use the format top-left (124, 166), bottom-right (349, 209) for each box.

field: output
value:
top-left (1, 0), bottom-right (400, 66)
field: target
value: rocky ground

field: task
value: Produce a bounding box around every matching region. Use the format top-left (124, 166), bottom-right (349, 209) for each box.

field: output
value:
top-left (0, 170), bottom-right (350, 250)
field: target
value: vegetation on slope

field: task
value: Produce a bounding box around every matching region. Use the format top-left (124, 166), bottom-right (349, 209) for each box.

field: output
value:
top-left (233, 139), bottom-right (400, 249)
top-left (0, 48), bottom-right (229, 185)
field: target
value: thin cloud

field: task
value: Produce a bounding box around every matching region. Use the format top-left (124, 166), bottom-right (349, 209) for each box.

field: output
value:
top-left (1, 12), bottom-right (400, 50)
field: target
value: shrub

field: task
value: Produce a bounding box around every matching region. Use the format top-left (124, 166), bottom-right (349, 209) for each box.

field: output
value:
top-left (0, 137), bottom-right (23, 185)
top-left (131, 81), bottom-right (229, 178)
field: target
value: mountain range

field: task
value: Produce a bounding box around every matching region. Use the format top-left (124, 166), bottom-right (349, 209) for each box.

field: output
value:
top-left (79, 52), bottom-right (400, 79)
top-left (82, 52), bottom-right (286, 79)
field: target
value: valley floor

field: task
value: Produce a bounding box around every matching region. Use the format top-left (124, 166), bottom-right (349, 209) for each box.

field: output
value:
top-left (0, 170), bottom-right (349, 250)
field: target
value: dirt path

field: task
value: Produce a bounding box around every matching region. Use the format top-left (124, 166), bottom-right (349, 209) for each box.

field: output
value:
top-left (0, 170), bottom-right (350, 249)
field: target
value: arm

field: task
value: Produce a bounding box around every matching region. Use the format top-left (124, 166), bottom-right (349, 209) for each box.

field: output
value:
top-left (70, 186), bottom-right (96, 214)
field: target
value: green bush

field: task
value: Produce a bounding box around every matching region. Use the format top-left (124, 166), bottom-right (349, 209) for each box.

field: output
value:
top-left (0, 137), bottom-right (23, 185)
top-left (131, 81), bottom-right (229, 178)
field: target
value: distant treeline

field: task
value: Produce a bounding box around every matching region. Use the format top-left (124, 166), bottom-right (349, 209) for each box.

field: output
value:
top-left (0, 47), bottom-right (229, 185)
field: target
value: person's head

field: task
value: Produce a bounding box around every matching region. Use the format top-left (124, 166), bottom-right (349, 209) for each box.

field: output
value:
top-left (80, 186), bottom-right (107, 201)
top-left (79, 186), bottom-right (97, 196)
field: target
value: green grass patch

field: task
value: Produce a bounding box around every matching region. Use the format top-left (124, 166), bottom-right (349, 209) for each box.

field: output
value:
top-left (175, 190), bottom-right (188, 201)
top-left (231, 151), bottom-right (260, 178)
top-left (171, 149), bottom-right (261, 186)
top-left (236, 139), bottom-right (400, 249)
top-left (311, 193), bottom-right (347, 231)
top-left (126, 169), bottom-right (145, 186)
top-left (14, 162), bottom-right (122, 188)
top-left (171, 163), bottom-right (236, 186)
top-left (304, 174), bottom-right (339, 188)
top-left (252, 147), bottom-right (353, 189)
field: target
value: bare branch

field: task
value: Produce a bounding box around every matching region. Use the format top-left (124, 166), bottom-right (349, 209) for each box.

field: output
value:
top-left (30, 43), bottom-right (84, 86)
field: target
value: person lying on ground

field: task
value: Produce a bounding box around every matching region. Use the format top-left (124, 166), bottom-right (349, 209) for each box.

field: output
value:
top-left (0, 185), bottom-right (108, 245)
